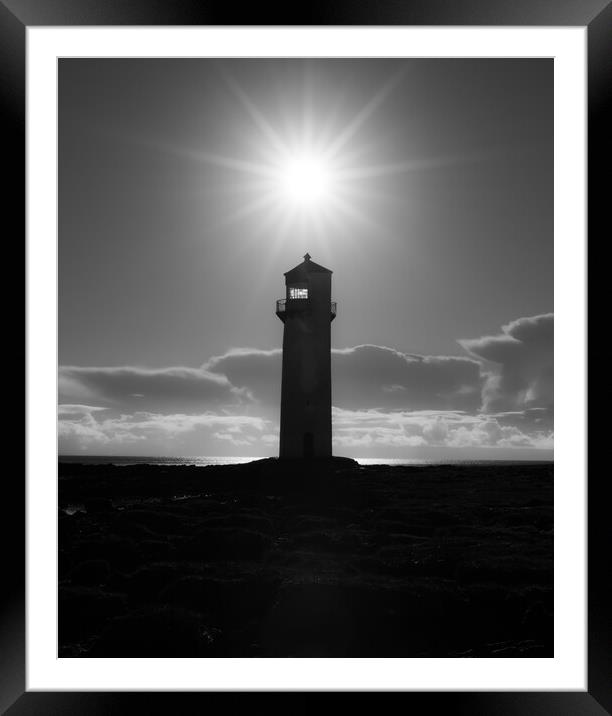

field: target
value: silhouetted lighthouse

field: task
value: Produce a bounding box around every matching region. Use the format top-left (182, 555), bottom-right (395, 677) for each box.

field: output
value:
top-left (276, 254), bottom-right (336, 458)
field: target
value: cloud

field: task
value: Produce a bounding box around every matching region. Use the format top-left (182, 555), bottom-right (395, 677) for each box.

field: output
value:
top-left (58, 404), bottom-right (109, 416)
top-left (332, 345), bottom-right (483, 411)
top-left (204, 348), bottom-right (282, 405)
top-left (59, 365), bottom-right (246, 412)
top-left (58, 406), bottom-right (269, 452)
top-left (459, 313), bottom-right (553, 412)
top-left (58, 313), bottom-right (553, 456)
top-left (331, 407), bottom-right (552, 452)
top-left (205, 344), bottom-right (483, 412)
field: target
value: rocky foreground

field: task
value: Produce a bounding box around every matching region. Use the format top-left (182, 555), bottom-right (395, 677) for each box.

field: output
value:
top-left (59, 459), bottom-right (553, 657)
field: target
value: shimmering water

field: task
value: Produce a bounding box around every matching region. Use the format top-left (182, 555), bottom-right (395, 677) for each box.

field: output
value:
top-left (59, 455), bottom-right (548, 467)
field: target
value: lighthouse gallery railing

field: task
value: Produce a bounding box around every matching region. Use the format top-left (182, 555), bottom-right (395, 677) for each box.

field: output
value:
top-left (276, 299), bottom-right (337, 318)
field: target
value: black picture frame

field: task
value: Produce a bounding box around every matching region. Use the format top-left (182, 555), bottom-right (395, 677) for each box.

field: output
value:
top-left (7, 0), bottom-right (609, 710)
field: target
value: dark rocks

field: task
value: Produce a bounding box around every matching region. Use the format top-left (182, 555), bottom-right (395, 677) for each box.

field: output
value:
top-left (83, 497), bottom-right (114, 514)
top-left (159, 574), bottom-right (280, 623)
top-left (184, 527), bottom-right (271, 561)
top-left (58, 460), bottom-right (554, 657)
top-left (59, 587), bottom-right (127, 642)
top-left (199, 513), bottom-right (274, 535)
top-left (69, 559), bottom-right (111, 587)
top-left (70, 535), bottom-right (139, 571)
top-left (120, 563), bottom-right (182, 604)
top-left (262, 582), bottom-right (357, 656)
top-left (120, 508), bottom-right (185, 534)
top-left (87, 607), bottom-right (221, 657)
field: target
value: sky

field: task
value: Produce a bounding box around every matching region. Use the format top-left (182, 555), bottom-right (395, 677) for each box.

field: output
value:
top-left (58, 58), bottom-right (553, 459)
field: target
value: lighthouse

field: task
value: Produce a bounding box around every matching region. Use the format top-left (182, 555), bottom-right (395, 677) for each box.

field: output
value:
top-left (276, 254), bottom-right (336, 459)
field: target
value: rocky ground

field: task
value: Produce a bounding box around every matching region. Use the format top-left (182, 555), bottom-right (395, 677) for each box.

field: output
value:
top-left (58, 459), bottom-right (553, 657)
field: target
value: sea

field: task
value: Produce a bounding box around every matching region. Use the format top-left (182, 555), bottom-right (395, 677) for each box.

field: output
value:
top-left (58, 455), bottom-right (550, 467)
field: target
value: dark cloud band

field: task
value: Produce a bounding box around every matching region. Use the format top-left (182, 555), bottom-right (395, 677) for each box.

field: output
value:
top-left (58, 313), bottom-right (554, 455)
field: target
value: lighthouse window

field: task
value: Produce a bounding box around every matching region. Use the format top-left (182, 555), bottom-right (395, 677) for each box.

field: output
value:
top-left (289, 287), bottom-right (308, 299)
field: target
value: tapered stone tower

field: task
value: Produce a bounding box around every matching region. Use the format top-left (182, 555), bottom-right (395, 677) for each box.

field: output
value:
top-left (276, 254), bottom-right (336, 458)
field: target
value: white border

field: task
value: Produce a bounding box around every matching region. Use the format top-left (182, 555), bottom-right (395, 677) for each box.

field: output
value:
top-left (27, 27), bottom-right (586, 691)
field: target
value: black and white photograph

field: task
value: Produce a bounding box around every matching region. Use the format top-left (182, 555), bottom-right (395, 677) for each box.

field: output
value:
top-left (1, 0), bottom-right (605, 706)
top-left (57, 56), bottom-right (555, 659)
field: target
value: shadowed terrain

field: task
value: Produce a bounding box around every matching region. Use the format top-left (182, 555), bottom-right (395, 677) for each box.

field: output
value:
top-left (58, 460), bottom-right (553, 657)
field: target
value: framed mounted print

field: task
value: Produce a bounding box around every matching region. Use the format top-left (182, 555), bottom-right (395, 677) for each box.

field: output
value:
top-left (6, 0), bottom-right (609, 710)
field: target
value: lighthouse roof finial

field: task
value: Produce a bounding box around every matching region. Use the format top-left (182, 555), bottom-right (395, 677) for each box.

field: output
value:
top-left (284, 254), bottom-right (332, 279)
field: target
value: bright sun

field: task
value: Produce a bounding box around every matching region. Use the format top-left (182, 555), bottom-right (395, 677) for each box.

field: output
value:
top-left (186, 65), bottom-right (423, 247)
top-left (278, 154), bottom-right (334, 208)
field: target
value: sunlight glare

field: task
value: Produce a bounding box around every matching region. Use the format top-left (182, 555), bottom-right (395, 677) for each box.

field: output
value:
top-left (180, 65), bottom-right (425, 253)
top-left (278, 154), bottom-right (334, 208)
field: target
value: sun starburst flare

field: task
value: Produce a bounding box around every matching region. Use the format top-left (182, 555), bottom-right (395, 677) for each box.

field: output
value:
top-left (154, 64), bottom-right (477, 259)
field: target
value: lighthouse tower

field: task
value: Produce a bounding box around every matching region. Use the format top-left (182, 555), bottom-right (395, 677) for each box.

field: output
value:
top-left (276, 254), bottom-right (336, 458)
